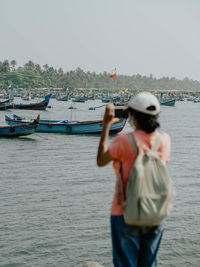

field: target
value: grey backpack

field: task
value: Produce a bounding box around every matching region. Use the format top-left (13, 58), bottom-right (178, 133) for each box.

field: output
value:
top-left (117, 132), bottom-right (176, 226)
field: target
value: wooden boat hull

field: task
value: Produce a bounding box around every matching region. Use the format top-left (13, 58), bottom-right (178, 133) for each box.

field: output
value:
top-left (12, 94), bottom-right (52, 110)
top-left (5, 115), bottom-right (127, 134)
top-left (0, 124), bottom-right (37, 137)
top-left (160, 99), bottom-right (175, 106)
top-left (0, 99), bottom-right (14, 110)
top-left (13, 100), bottom-right (49, 110)
top-left (56, 95), bottom-right (69, 101)
top-left (72, 98), bottom-right (85, 103)
top-left (0, 94), bottom-right (52, 111)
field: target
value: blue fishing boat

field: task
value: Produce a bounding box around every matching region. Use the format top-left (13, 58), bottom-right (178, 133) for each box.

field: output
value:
top-left (160, 99), bottom-right (175, 106)
top-left (0, 115), bottom-right (39, 137)
top-left (159, 93), bottom-right (175, 106)
top-left (5, 114), bottom-right (127, 134)
top-left (72, 97), bottom-right (86, 103)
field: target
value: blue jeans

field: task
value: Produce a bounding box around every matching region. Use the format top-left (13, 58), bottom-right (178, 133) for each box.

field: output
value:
top-left (111, 216), bottom-right (164, 267)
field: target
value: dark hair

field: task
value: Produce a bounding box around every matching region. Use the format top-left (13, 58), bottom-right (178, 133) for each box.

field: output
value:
top-left (129, 108), bottom-right (160, 133)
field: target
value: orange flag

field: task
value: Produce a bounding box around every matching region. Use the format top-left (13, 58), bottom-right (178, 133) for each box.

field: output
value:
top-left (110, 73), bottom-right (117, 78)
top-left (110, 68), bottom-right (117, 78)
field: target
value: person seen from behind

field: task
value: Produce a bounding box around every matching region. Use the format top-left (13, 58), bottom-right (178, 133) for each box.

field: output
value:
top-left (97, 92), bottom-right (171, 267)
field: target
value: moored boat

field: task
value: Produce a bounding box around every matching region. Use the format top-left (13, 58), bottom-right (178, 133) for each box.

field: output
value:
top-left (159, 93), bottom-right (175, 106)
top-left (12, 94), bottom-right (52, 110)
top-left (5, 114), bottom-right (127, 134)
top-left (0, 115), bottom-right (40, 137)
top-left (160, 99), bottom-right (175, 106)
top-left (0, 99), bottom-right (14, 110)
top-left (72, 97), bottom-right (86, 103)
top-left (56, 95), bottom-right (69, 101)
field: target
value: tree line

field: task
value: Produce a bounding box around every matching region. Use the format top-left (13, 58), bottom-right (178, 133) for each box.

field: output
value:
top-left (0, 59), bottom-right (200, 91)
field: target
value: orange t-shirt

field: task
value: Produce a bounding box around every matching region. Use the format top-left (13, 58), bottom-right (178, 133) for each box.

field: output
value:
top-left (109, 130), bottom-right (171, 215)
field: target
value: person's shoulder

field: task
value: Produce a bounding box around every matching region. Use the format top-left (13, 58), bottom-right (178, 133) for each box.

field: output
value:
top-left (160, 131), bottom-right (170, 142)
top-left (112, 132), bottom-right (129, 142)
top-left (110, 132), bottom-right (132, 147)
top-left (159, 131), bottom-right (171, 150)
top-left (109, 132), bottom-right (133, 159)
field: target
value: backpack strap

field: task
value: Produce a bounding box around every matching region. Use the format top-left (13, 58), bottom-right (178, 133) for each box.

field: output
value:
top-left (127, 133), bottom-right (139, 154)
top-left (117, 161), bottom-right (122, 205)
top-left (117, 134), bottom-right (138, 205)
top-left (150, 132), bottom-right (162, 153)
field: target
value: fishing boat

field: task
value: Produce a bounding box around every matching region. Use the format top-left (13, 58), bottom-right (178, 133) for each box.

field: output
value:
top-left (160, 99), bottom-right (175, 106)
top-left (56, 94), bottom-right (69, 101)
top-left (0, 99), bottom-right (14, 110)
top-left (159, 93), bottom-right (175, 106)
top-left (5, 114), bottom-right (127, 134)
top-left (0, 115), bottom-right (40, 137)
top-left (193, 97), bottom-right (200, 103)
top-left (72, 97), bottom-right (86, 103)
top-left (21, 93), bottom-right (31, 101)
top-left (12, 94), bottom-right (52, 110)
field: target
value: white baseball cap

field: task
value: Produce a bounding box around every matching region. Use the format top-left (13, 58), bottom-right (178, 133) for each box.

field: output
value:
top-left (127, 92), bottom-right (160, 115)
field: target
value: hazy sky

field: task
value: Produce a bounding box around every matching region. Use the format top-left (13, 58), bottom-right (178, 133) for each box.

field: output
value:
top-left (1, 0), bottom-right (200, 80)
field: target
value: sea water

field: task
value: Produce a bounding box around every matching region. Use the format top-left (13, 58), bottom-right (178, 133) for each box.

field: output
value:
top-left (0, 99), bottom-right (199, 266)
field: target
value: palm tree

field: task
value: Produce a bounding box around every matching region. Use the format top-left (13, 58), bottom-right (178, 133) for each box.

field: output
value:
top-left (2, 60), bottom-right (10, 72)
top-left (11, 60), bottom-right (17, 71)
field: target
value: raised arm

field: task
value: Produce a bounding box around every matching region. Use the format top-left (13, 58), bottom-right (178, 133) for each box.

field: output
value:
top-left (97, 103), bottom-right (119, 167)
